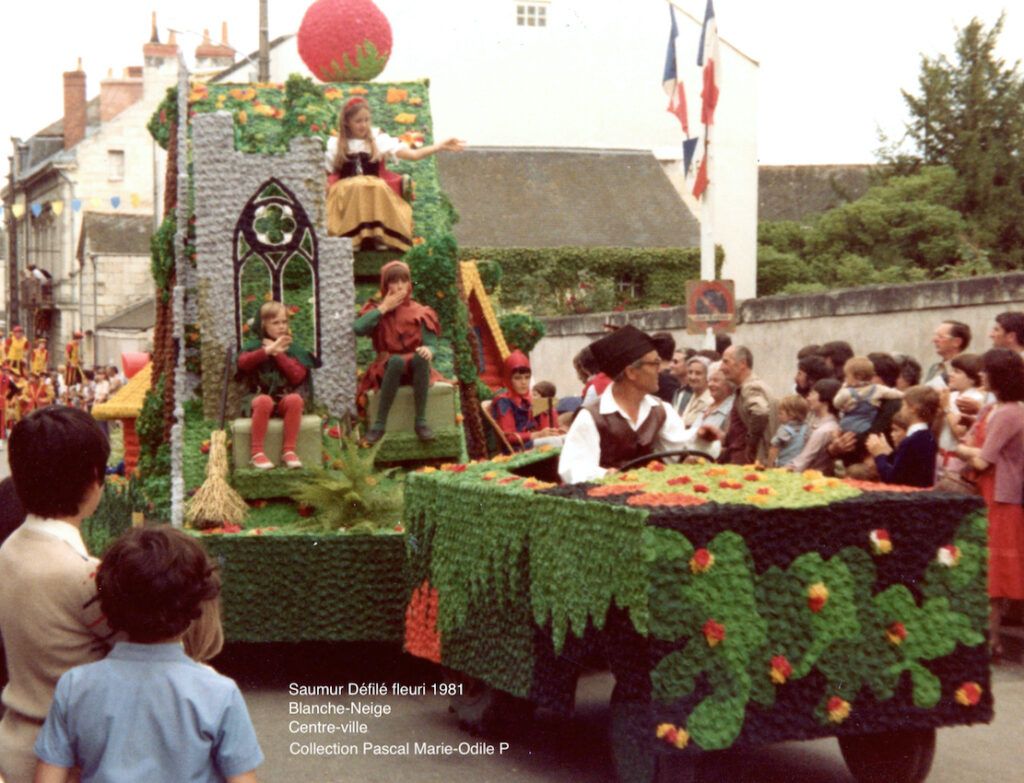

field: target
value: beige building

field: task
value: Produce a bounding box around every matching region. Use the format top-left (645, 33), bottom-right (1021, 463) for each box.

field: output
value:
top-left (1, 18), bottom-right (236, 369)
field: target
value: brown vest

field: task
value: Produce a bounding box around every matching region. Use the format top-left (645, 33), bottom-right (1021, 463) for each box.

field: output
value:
top-left (584, 399), bottom-right (667, 470)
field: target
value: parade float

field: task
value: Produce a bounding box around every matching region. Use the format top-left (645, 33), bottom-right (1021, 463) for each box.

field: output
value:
top-left (110, 0), bottom-right (514, 643)
top-left (403, 452), bottom-right (992, 783)
top-left (80, 1), bottom-right (992, 778)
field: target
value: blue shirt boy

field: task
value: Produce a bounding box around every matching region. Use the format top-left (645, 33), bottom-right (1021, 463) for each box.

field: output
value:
top-left (34, 641), bottom-right (263, 783)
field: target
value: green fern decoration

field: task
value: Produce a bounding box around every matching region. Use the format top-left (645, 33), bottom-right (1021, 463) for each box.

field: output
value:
top-left (290, 439), bottom-right (403, 532)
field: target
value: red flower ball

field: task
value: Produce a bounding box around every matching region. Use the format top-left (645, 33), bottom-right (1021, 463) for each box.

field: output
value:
top-left (298, 0), bottom-right (393, 82)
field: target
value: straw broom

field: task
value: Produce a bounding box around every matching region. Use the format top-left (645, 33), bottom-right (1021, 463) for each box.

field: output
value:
top-left (186, 347), bottom-right (248, 529)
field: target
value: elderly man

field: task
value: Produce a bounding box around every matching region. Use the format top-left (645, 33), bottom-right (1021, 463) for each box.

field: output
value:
top-left (990, 311), bottom-right (1024, 354)
top-left (559, 325), bottom-right (689, 484)
top-left (925, 320), bottom-right (971, 388)
top-left (718, 345), bottom-right (776, 464)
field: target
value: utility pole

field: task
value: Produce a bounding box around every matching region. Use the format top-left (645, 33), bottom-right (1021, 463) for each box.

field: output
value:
top-left (258, 0), bottom-right (270, 83)
top-left (6, 154), bottom-right (18, 328)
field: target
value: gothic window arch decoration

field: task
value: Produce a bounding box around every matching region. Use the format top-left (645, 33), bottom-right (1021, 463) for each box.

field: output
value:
top-left (233, 179), bottom-right (321, 357)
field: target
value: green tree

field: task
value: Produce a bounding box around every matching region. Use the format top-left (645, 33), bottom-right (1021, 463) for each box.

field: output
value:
top-left (889, 15), bottom-right (1024, 266)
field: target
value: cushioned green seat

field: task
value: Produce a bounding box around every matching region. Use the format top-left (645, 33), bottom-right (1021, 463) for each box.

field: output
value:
top-left (365, 382), bottom-right (464, 462)
top-left (231, 414), bottom-right (322, 470)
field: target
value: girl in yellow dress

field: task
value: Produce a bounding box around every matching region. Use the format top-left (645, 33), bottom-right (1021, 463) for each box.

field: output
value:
top-left (324, 97), bottom-right (464, 252)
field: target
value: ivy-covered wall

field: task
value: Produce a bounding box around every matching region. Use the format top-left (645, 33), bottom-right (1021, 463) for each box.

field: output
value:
top-left (459, 246), bottom-right (723, 316)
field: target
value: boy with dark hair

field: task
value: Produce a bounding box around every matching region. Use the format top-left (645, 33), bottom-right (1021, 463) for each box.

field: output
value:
top-left (34, 527), bottom-right (263, 783)
top-left (0, 408), bottom-right (113, 783)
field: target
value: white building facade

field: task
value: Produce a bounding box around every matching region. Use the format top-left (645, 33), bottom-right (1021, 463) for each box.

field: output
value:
top-left (220, 0), bottom-right (760, 297)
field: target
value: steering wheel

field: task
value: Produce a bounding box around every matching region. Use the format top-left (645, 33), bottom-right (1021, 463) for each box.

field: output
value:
top-left (617, 449), bottom-right (716, 471)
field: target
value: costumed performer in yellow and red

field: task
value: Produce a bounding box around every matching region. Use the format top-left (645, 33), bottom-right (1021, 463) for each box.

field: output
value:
top-left (64, 331), bottom-right (84, 388)
top-left (5, 326), bottom-right (29, 377)
top-left (30, 337), bottom-right (48, 375)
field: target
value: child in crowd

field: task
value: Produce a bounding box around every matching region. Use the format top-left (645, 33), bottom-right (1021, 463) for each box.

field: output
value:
top-left (889, 408), bottom-right (912, 448)
top-left (325, 97), bottom-right (464, 252)
top-left (866, 385), bottom-right (940, 487)
top-left (579, 345), bottom-right (611, 405)
top-left (834, 356), bottom-right (903, 434)
top-left (0, 408), bottom-right (115, 783)
top-left (236, 301), bottom-right (317, 470)
top-left (769, 394), bottom-right (810, 468)
top-left (490, 352), bottom-right (564, 450)
top-left (33, 527), bottom-right (263, 783)
top-left (788, 379), bottom-right (842, 474)
top-left (354, 261), bottom-right (443, 444)
top-left (937, 353), bottom-right (986, 488)
top-left (532, 379), bottom-right (560, 433)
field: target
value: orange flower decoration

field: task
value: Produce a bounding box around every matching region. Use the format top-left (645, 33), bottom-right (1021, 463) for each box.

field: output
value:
top-left (703, 619), bottom-right (726, 647)
top-left (955, 682), bottom-right (982, 706)
top-left (656, 723), bottom-right (689, 749)
top-left (587, 483), bottom-right (644, 497)
top-left (690, 548), bottom-right (715, 574)
top-left (386, 88), bottom-right (409, 103)
top-left (827, 696), bottom-right (851, 723)
top-left (626, 492), bottom-right (706, 507)
top-left (886, 621), bottom-right (907, 646)
top-left (807, 582), bottom-right (829, 613)
top-left (770, 655), bottom-right (793, 684)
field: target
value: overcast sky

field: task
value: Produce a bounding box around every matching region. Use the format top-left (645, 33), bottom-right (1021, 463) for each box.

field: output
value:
top-left (0, 0), bottom-right (1020, 182)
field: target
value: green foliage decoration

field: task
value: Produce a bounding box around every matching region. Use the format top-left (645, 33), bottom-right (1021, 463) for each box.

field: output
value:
top-left (498, 312), bottom-right (546, 354)
top-left (82, 476), bottom-right (141, 555)
top-left (150, 211), bottom-right (176, 303)
top-left (146, 87), bottom-right (177, 150)
top-left (290, 439), bottom-right (403, 532)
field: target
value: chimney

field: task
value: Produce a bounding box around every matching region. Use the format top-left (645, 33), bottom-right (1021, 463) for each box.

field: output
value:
top-left (195, 21), bottom-right (236, 72)
top-left (100, 65), bottom-right (144, 122)
top-left (63, 59), bottom-right (87, 151)
top-left (143, 13), bottom-right (179, 65)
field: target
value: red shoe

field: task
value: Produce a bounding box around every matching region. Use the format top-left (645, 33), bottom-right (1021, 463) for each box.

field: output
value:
top-left (250, 452), bottom-right (274, 470)
top-left (282, 451), bottom-right (303, 469)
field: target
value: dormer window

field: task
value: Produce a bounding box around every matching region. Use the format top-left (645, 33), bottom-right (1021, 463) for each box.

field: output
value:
top-left (516, 2), bottom-right (549, 27)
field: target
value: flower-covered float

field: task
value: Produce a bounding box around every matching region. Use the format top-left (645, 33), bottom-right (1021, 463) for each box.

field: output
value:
top-left (402, 449), bottom-right (991, 783)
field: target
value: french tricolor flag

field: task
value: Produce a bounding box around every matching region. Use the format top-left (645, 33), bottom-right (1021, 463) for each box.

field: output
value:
top-left (662, 6), bottom-right (689, 136)
top-left (690, 0), bottom-right (719, 199)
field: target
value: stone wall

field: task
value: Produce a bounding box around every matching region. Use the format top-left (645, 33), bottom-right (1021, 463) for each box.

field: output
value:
top-left (191, 112), bottom-right (355, 420)
top-left (529, 273), bottom-right (1024, 400)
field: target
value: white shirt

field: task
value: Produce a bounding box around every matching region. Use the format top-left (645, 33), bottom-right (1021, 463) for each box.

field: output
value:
top-left (324, 130), bottom-right (408, 172)
top-left (21, 515), bottom-right (89, 558)
top-left (906, 422), bottom-right (929, 437)
top-left (558, 385), bottom-right (690, 484)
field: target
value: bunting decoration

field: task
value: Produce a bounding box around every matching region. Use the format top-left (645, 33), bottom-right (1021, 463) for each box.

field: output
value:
top-left (2, 194), bottom-right (145, 219)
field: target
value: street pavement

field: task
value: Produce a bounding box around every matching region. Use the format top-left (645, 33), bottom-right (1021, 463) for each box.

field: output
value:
top-left (216, 642), bottom-right (1024, 783)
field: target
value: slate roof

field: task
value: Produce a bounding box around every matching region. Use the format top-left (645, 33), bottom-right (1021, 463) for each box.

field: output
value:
top-left (436, 147), bottom-right (700, 248)
top-left (14, 98), bottom-right (103, 183)
top-left (76, 212), bottom-right (153, 261)
top-left (758, 164), bottom-right (874, 223)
